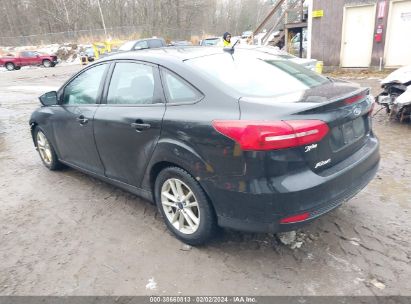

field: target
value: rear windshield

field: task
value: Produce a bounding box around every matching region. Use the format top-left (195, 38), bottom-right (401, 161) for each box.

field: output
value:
top-left (186, 52), bottom-right (329, 97)
top-left (119, 41), bottom-right (136, 51)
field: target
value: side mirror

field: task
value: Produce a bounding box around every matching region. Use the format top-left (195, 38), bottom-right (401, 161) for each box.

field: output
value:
top-left (39, 91), bottom-right (58, 106)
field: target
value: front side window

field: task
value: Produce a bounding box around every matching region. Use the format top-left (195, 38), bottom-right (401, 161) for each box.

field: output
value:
top-left (107, 62), bottom-right (157, 105)
top-left (162, 70), bottom-right (202, 103)
top-left (63, 64), bottom-right (107, 105)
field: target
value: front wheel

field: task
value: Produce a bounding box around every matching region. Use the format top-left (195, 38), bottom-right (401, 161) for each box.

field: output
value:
top-left (34, 127), bottom-right (63, 170)
top-left (154, 167), bottom-right (217, 245)
top-left (42, 59), bottom-right (52, 68)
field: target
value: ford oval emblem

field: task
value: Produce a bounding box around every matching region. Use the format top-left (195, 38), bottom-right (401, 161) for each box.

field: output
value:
top-left (353, 107), bottom-right (362, 116)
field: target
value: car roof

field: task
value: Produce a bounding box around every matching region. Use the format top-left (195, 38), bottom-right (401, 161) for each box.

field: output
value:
top-left (98, 46), bottom-right (225, 62)
top-left (96, 46), bottom-right (286, 69)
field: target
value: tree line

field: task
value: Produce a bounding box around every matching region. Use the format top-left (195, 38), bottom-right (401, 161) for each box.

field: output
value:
top-left (0, 0), bottom-right (274, 44)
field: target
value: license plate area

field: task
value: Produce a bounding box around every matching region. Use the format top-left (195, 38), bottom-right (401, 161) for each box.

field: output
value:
top-left (330, 117), bottom-right (366, 151)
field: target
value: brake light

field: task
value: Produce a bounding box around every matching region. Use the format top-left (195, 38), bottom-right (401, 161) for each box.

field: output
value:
top-left (212, 120), bottom-right (329, 151)
top-left (280, 212), bottom-right (310, 224)
top-left (344, 92), bottom-right (367, 105)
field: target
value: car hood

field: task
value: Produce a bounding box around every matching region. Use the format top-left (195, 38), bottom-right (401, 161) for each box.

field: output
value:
top-left (381, 65), bottom-right (411, 85)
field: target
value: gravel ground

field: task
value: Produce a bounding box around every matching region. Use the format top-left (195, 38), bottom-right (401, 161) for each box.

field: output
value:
top-left (0, 65), bottom-right (410, 296)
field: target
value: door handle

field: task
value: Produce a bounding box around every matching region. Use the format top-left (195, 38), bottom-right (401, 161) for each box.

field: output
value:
top-left (76, 115), bottom-right (88, 125)
top-left (130, 122), bottom-right (151, 131)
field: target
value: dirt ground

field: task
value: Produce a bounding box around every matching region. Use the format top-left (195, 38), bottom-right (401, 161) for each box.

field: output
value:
top-left (0, 65), bottom-right (410, 296)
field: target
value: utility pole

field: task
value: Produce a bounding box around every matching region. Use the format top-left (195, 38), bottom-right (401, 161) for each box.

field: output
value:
top-left (97, 0), bottom-right (107, 38)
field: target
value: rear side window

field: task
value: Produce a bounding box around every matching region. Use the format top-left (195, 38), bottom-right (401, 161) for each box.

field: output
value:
top-left (162, 69), bottom-right (202, 103)
top-left (63, 64), bottom-right (107, 105)
top-left (107, 62), bottom-right (158, 105)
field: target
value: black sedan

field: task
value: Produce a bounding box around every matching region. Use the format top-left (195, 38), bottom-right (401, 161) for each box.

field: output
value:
top-left (30, 47), bottom-right (379, 245)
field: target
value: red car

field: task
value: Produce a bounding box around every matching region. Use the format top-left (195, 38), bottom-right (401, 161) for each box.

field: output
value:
top-left (0, 51), bottom-right (58, 71)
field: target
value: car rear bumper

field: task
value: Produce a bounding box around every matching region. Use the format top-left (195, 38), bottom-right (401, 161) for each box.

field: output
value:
top-left (205, 137), bottom-right (380, 233)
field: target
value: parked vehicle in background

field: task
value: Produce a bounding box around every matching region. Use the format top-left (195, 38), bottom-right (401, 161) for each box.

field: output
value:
top-left (80, 47), bottom-right (96, 64)
top-left (200, 37), bottom-right (221, 46)
top-left (169, 41), bottom-right (193, 46)
top-left (376, 65), bottom-right (411, 122)
top-left (289, 31), bottom-right (307, 57)
top-left (241, 30), bottom-right (253, 39)
top-left (239, 45), bottom-right (318, 71)
top-left (30, 47), bottom-right (379, 245)
top-left (117, 38), bottom-right (167, 51)
top-left (0, 51), bottom-right (58, 71)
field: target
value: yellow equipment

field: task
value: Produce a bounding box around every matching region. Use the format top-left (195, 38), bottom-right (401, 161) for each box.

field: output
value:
top-left (92, 40), bottom-right (124, 59)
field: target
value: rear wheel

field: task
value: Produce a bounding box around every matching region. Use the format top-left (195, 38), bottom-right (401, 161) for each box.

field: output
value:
top-left (5, 62), bottom-right (15, 71)
top-left (42, 59), bottom-right (52, 68)
top-left (34, 127), bottom-right (63, 170)
top-left (154, 167), bottom-right (216, 245)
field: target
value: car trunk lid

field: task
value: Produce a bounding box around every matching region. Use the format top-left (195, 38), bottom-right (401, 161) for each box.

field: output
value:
top-left (238, 81), bottom-right (374, 173)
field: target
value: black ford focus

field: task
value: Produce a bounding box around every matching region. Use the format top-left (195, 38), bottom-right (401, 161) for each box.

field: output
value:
top-left (30, 47), bottom-right (379, 245)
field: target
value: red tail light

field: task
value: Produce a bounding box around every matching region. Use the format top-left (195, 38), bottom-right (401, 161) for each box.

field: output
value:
top-left (344, 92), bottom-right (367, 105)
top-left (212, 120), bottom-right (329, 151)
top-left (280, 212), bottom-right (310, 224)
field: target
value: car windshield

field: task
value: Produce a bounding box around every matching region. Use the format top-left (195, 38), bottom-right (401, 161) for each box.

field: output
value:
top-left (186, 52), bottom-right (329, 97)
top-left (119, 41), bottom-right (136, 51)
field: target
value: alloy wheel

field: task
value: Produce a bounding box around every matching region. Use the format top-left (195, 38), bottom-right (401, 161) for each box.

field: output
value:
top-left (161, 178), bottom-right (200, 235)
top-left (36, 131), bottom-right (53, 165)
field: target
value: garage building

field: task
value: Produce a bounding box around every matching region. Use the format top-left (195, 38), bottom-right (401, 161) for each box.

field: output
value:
top-left (310, 0), bottom-right (411, 68)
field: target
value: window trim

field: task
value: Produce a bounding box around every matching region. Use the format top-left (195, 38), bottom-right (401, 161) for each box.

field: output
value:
top-left (159, 67), bottom-right (204, 105)
top-left (100, 59), bottom-right (165, 108)
top-left (58, 62), bottom-right (110, 106)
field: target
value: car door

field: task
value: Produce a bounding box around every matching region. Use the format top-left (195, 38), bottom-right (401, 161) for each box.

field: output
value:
top-left (51, 63), bottom-right (109, 174)
top-left (26, 51), bottom-right (39, 65)
top-left (19, 52), bottom-right (32, 66)
top-left (93, 61), bottom-right (165, 187)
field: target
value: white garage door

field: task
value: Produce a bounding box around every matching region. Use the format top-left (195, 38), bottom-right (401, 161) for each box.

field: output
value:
top-left (385, 0), bottom-right (411, 67)
top-left (341, 5), bottom-right (376, 68)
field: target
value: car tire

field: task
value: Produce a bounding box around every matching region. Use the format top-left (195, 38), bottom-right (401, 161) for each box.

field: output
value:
top-left (42, 59), bottom-right (52, 68)
top-left (15, 66), bottom-right (21, 70)
top-left (34, 127), bottom-right (63, 171)
top-left (5, 62), bottom-right (15, 71)
top-left (154, 167), bottom-right (217, 245)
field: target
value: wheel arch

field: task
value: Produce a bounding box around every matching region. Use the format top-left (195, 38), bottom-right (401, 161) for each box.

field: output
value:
top-left (4, 61), bottom-right (15, 68)
top-left (143, 139), bottom-right (217, 210)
